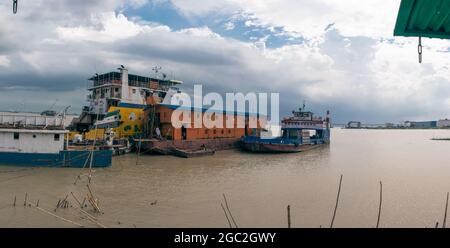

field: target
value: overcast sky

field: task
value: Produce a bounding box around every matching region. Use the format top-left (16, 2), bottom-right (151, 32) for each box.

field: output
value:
top-left (1, 0), bottom-right (450, 123)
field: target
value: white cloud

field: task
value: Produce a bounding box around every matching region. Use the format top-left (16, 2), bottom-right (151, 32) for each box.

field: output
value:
top-left (1, 0), bottom-right (450, 123)
top-left (0, 56), bottom-right (10, 67)
top-left (169, 0), bottom-right (402, 39)
top-left (224, 22), bottom-right (235, 30)
top-left (57, 13), bottom-right (148, 43)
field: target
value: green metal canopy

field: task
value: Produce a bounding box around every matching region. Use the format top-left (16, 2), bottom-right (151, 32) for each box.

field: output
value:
top-left (394, 0), bottom-right (450, 39)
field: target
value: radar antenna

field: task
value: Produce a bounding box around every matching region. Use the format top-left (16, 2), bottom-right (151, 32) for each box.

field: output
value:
top-left (152, 66), bottom-right (162, 79)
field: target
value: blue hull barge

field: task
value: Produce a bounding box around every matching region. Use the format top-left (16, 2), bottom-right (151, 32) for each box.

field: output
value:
top-left (0, 150), bottom-right (112, 168)
top-left (241, 108), bottom-right (330, 153)
top-left (0, 112), bottom-right (112, 168)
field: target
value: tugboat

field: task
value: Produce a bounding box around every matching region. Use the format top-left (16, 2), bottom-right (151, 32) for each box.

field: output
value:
top-left (241, 107), bottom-right (330, 153)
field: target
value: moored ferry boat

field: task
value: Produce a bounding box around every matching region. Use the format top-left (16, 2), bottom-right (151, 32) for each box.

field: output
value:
top-left (0, 112), bottom-right (112, 167)
top-left (69, 66), bottom-right (182, 140)
top-left (241, 108), bottom-right (330, 153)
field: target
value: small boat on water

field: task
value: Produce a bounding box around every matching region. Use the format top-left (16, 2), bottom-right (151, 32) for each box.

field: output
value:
top-left (172, 148), bottom-right (215, 158)
top-left (0, 112), bottom-right (112, 167)
top-left (241, 107), bottom-right (331, 153)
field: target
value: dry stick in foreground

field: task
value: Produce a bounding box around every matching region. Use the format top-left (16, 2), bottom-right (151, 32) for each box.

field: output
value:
top-left (33, 204), bottom-right (84, 227)
top-left (88, 112), bottom-right (101, 184)
top-left (223, 194), bottom-right (238, 228)
top-left (70, 192), bottom-right (83, 208)
top-left (287, 205), bottom-right (291, 228)
top-left (74, 152), bottom-right (92, 185)
top-left (443, 192), bottom-right (449, 228)
top-left (220, 203), bottom-right (233, 228)
top-left (330, 174), bottom-right (343, 228)
top-left (376, 181), bottom-right (383, 228)
top-left (86, 184), bottom-right (102, 213)
top-left (55, 199), bottom-right (61, 210)
top-left (72, 205), bottom-right (106, 228)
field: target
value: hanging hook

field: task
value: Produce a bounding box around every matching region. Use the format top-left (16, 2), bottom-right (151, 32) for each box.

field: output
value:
top-left (13, 0), bottom-right (18, 14)
top-left (418, 36), bottom-right (422, 63)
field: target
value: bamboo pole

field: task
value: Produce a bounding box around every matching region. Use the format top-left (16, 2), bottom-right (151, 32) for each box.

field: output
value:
top-left (62, 194), bottom-right (68, 204)
top-left (34, 205), bottom-right (84, 227)
top-left (220, 203), bottom-right (233, 228)
top-left (376, 181), bottom-right (382, 228)
top-left (72, 205), bottom-right (106, 228)
top-left (70, 192), bottom-right (83, 208)
top-left (223, 194), bottom-right (238, 228)
top-left (86, 184), bottom-right (101, 213)
top-left (88, 111), bottom-right (101, 184)
top-left (443, 192), bottom-right (449, 228)
top-left (55, 199), bottom-right (61, 210)
top-left (287, 205), bottom-right (291, 228)
top-left (330, 174), bottom-right (343, 228)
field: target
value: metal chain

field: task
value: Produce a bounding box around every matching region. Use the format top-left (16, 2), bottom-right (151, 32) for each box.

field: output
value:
top-left (13, 0), bottom-right (18, 14)
top-left (418, 36), bottom-right (422, 63)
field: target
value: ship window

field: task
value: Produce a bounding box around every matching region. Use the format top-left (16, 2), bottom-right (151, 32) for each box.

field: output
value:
top-left (54, 134), bottom-right (60, 141)
top-left (32, 134), bottom-right (36, 138)
top-left (288, 130), bottom-right (298, 139)
top-left (13, 132), bottom-right (19, 140)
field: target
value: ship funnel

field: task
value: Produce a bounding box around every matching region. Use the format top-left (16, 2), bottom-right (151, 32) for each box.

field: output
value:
top-left (119, 66), bottom-right (129, 102)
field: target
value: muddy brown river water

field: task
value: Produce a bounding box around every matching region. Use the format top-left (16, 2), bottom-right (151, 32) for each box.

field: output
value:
top-left (2, 128), bottom-right (450, 227)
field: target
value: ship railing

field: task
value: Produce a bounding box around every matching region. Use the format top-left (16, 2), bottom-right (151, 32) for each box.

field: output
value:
top-left (0, 114), bottom-right (64, 128)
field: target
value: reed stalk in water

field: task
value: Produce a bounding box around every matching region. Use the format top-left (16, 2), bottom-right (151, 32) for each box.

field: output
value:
top-left (443, 192), bottom-right (449, 228)
top-left (287, 205), bottom-right (291, 228)
top-left (330, 174), bottom-right (343, 228)
top-left (220, 203), bottom-right (233, 228)
top-left (223, 194), bottom-right (238, 228)
top-left (376, 181), bottom-right (382, 228)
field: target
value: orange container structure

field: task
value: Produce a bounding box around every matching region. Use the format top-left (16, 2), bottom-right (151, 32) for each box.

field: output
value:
top-left (146, 104), bottom-right (267, 141)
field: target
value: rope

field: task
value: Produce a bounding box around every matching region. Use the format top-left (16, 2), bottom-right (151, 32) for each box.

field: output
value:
top-left (13, 0), bottom-right (18, 14)
top-left (418, 36), bottom-right (422, 63)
